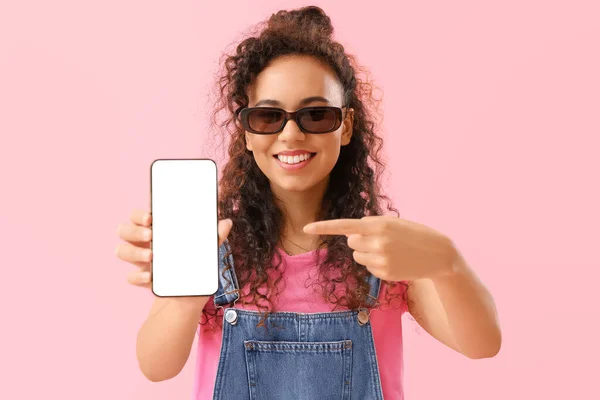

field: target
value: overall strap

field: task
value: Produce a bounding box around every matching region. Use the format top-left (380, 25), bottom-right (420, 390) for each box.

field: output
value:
top-left (213, 240), bottom-right (240, 308)
top-left (364, 272), bottom-right (382, 308)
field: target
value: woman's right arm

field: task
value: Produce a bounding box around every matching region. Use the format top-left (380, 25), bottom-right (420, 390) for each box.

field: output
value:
top-left (136, 295), bottom-right (209, 381)
top-left (116, 209), bottom-right (232, 382)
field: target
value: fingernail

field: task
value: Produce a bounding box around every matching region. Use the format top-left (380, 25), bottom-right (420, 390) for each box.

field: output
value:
top-left (140, 271), bottom-right (151, 283)
top-left (143, 229), bottom-right (152, 240)
top-left (144, 249), bottom-right (152, 260)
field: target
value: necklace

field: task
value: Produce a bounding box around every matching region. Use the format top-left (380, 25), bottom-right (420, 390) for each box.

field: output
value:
top-left (280, 235), bottom-right (310, 255)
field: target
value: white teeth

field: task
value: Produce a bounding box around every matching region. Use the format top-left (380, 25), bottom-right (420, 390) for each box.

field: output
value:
top-left (277, 153), bottom-right (312, 164)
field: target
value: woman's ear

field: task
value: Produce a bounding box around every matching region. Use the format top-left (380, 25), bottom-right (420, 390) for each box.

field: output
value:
top-left (245, 132), bottom-right (253, 151)
top-left (234, 111), bottom-right (253, 151)
top-left (341, 108), bottom-right (354, 146)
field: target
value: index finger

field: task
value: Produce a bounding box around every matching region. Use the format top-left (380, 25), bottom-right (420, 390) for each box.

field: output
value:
top-left (130, 209), bottom-right (152, 227)
top-left (303, 219), bottom-right (371, 236)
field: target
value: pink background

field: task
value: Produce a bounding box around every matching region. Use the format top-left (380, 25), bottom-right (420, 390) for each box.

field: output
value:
top-left (1, 0), bottom-right (599, 399)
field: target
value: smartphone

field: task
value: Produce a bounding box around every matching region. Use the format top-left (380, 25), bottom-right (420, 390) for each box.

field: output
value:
top-left (150, 159), bottom-right (219, 297)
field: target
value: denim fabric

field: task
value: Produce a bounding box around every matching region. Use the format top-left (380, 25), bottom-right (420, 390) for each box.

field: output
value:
top-left (212, 242), bottom-right (384, 400)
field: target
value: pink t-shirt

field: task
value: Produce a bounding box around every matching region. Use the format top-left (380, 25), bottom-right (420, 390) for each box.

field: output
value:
top-left (193, 248), bottom-right (407, 399)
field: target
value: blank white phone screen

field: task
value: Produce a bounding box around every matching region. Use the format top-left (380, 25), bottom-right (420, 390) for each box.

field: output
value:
top-left (151, 159), bottom-right (218, 297)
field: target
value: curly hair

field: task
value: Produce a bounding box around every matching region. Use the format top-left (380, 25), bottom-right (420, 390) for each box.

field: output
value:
top-left (201, 6), bottom-right (408, 329)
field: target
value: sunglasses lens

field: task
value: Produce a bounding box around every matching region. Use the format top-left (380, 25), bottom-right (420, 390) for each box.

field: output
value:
top-left (248, 109), bottom-right (284, 133)
top-left (299, 108), bottom-right (337, 133)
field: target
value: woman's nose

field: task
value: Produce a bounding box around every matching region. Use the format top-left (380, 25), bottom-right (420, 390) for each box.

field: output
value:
top-left (278, 118), bottom-right (306, 141)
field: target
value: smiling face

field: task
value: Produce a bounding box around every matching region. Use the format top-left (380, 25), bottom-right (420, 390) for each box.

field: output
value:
top-left (243, 55), bottom-right (354, 195)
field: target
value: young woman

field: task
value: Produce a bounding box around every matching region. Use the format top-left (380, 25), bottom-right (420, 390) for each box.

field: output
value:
top-left (115, 6), bottom-right (501, 399)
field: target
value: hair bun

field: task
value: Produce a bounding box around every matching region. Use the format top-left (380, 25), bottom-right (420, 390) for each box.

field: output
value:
top-left (267, 6), bottom-right (334, 38)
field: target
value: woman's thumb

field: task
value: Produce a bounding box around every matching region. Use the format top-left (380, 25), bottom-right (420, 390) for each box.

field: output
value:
top-left (218, 218), bottom-right (233, 246)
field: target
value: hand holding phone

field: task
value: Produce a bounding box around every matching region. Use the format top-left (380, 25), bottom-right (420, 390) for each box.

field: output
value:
top-left (115, 211), bottom-right (232, 294)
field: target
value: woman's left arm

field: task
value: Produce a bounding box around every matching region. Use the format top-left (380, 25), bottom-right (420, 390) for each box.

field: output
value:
top-left (304, 216), bottom-right (502, 359)
top-left (406, 246), bottom-right (502, 359)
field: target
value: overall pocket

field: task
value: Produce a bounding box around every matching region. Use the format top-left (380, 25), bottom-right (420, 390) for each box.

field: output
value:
top-left (244, 340), bottom-right (353, 400)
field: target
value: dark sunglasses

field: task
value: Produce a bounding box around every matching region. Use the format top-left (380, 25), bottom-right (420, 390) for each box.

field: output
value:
top-left (237, 106), bottom-right (347, 134)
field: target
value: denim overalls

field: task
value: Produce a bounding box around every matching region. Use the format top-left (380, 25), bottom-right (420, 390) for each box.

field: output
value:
top-left (211, 243), bottom-right (385, 399)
